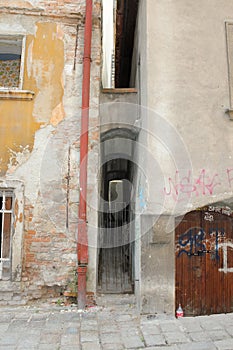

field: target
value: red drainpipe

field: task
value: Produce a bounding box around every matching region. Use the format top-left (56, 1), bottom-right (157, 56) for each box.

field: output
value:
top-left (77, 0), bottom-right (93, 310)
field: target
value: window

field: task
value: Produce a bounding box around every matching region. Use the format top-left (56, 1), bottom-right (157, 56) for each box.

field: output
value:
top-left (102, 0), bottom-right (139, 89)
top-left (102, 0), bottom-right (116, 88)
top-left (0, 35), bottom-right (25, 89)
top-left (0, 190), bottom-right (13, 280)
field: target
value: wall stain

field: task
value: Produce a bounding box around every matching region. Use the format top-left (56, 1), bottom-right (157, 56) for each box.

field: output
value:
top-left (1, 21), bottom-right (65, 176)
top-left (0, 0), bottom-right (34, 7)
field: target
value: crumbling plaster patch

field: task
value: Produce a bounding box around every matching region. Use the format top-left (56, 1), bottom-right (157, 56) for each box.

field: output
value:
top-left (0, 0), bottom-right (36, 8)
top-left (8, 145), bottom-right (31, 173)
top-left (28, 22), bottom-right (65, 124)
top-left (0, 2), bottom-right (101, 297)
top-left (0, 15), bottom-right (36, 35)
top-left (7, 125), bottom-right (54, 207)
top-left (0, 20), bottom-right (66, 175)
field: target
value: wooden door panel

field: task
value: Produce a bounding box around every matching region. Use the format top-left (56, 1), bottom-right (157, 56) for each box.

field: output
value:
top-left (176, 208), bottom-right (233, 316)
top-left (203, 211), bottom-right (233, 314)
top-left (98, 217), bottom-right (133, 293)
top-left (175, 212), bottom-right (205, 316)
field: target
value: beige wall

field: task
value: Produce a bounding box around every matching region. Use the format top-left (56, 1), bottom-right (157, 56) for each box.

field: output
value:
top-left (141, 0), bottom-right (233, 214)
top-left (132, 0), bottom-right (233, 315)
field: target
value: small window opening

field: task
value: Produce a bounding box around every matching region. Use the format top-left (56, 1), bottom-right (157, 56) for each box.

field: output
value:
top-left (0, 190), bottom-right (13, 280)
top-left (0, 36), bottom-right (24, 89)
top-left (102, 0), bottom-right (139, 88)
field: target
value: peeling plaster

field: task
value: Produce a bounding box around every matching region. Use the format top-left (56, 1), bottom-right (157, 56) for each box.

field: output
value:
top-left (0, 23), bottom-right (26, 35)
top-left (50, 102), bottom-right (65, 126)
top-left (0, 0), bottom-right (37, 8)
top-left (14, 199), bottom-right (23, 226)
top-left (8, 145), bottom-right (31, 173)
top-left (27, 41), bottom-right (33, 79)
top-left (29, 22), bottom-right (65, 123)
top-left (0, 99), bottom-right (41, 175)
top-left (0, 3), bottom-right (101, 297)
top-left (0, 21), bottom-right (65, 176)
top-left (7, 125), bottom-right (55, 206)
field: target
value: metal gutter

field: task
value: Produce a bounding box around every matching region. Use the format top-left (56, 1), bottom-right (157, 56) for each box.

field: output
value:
top-left (77, 0), bottom-right (93, 310)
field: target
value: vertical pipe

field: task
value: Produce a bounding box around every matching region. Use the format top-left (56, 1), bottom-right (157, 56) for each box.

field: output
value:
top-left (77, 0), bottom-right (93, 310)
top-left (0, 193), bottom-right (4, 279)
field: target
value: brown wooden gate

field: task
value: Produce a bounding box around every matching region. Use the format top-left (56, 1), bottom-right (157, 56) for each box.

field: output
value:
top-left (98, 205), bottom-right (134, 294)
top-left (175, 207), bottom-right (233, 316)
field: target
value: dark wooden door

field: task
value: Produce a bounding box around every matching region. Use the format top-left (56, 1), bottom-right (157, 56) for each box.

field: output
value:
top-left (98, 227), bottom-right (133, 293)
top-left (176, 207), bottom-right (233, 316)
top-left (98, 206), bottom-right (134, 294)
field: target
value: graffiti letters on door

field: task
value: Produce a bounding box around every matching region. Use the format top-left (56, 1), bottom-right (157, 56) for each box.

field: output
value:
top-left (178, 229), bottom-right (206, 257)
top-left (218, 242), bottom-right (233, 273)
top-left (176, 210), bottom-right (233, 316)
top-left (177, 228), bottom-right (225, 261)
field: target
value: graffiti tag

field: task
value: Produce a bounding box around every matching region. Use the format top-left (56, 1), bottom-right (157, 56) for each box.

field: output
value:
top-left (204, 212), bottom-right (214, 222)
top-left (178, 229), bottom-right (206, 257)
top-left (218, 242), bottom-right (233, 274)
top-left (164, 169), bottom-right (221, 202)
top-left (177, 229), bottom-right (225, 260)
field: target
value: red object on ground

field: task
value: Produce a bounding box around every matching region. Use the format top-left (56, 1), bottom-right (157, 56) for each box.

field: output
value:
top-left (176, 304), bottom-right (184, 318)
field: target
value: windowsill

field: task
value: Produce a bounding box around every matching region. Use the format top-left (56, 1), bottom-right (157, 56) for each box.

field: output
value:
top-left (0, 89), bottom-right (35, 100)
top-left (102, 88), bottom-right (138, 94)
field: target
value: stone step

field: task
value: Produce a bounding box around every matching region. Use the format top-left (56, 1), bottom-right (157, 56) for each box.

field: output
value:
top-left (96, 293), bottom-right (136, 307)
top-left (0, 281), bottom-right (26, 305)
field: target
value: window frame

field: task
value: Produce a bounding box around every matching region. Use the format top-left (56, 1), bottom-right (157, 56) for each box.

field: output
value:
top-left (0, 34), bottom-right (26, 90)
top-left (0, 189), bottom-right (14, 280)
top-left (0, 180), bottom-right (24, 282)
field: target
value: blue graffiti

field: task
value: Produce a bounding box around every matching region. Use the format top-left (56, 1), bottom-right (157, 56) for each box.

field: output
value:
top-left (178, 229), bottom-right (206, 257)
top-left (139, 187), bottom-right (146, 209)
top-left (209, 228), bottom-right (225, 260)
top-left (178, 227), bottom-right (225, 259)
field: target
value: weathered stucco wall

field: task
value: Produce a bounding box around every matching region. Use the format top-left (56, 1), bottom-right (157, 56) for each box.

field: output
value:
top-left (141, 214), bottom-right (175, 315)
top-left (0, 1), bottom-right (101, 303)
top-left (146, 0), bottom-right (233, 214)
top-left (0, 20), bottom-right (65, 175)
top-left (132, 0), bottom-right (233, 315)
top-left (0, 0), bottom-right (87, 15)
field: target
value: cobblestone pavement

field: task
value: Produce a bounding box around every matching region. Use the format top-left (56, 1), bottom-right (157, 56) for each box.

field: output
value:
top-left (0, 295), bottom-right (233, 349)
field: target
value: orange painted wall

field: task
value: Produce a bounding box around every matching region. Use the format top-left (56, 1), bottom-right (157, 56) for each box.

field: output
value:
top-left (0, 21), bottom-right (65, 175)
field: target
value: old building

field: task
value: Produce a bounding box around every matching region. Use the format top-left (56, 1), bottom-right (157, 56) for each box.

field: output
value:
top-left (0, 0), bottom-right (101, 304)
top-left (99, 0), bottom-right (233, 317)
top-left (1, 0), bottom-right (233, 317)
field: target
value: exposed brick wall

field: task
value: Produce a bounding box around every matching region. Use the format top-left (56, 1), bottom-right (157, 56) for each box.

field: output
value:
top-left (0, 0), bottom-right (101, 20)
top-left (0, 0), bottom-right (101, 303)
